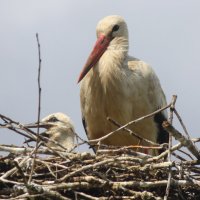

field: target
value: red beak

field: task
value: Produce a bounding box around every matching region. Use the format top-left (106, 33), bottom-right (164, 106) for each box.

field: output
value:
top-left (77, 34), bottom-right (111, 83)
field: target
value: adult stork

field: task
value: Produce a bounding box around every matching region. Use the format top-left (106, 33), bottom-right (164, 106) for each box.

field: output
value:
top-left (78, 15), bottom-right (168, 155)
top-left (25, 113), bottom-right (75, 151)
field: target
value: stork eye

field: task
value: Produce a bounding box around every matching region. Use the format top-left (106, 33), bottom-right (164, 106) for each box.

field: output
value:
top-left (48, 117), bottom-right (58, 122)
top-left (112, 24), bottom-right (119, 32)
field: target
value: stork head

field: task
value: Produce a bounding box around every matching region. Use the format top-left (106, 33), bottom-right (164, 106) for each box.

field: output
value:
top-left (40, 113), bottom-right (74, 131)
top-left (26, 113), bottom-right (75, 134)
top-left (25, 113), bottom-right (75, 150)
top-left (78, 15), bottom-right (129, 83)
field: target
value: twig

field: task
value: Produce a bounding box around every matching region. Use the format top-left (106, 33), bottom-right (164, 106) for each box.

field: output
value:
top-left (46, 179), bottom-right (200, 190)
top-left (97, 146), bottom-right (151, 159)
top-left (36, 32), bottom-right (42, 135)
top-left (167, 95), bottom-right (177, 158)
top-left (28, 33), bottom-right (42, 183)
top-left (75, 192), bottom-right (99, 200)
top-left (0, 144), bottom-right (58, 154)
top-left (0, 156), bottom-right (30, 180)
top-left (163, 121), bottom-right (200, 159)
top-left (177, 149), bottom-right (194, 160)
top-left (0, 113), bottom-right (70, 161)
top-left (14, 183), bottom-right (71, 200)
top-left (0, 114), bottom-right (70, 154)
top-left (119, 186), bottom-right (161, 200)
top-left (174, 108), bottom-right (199, 159)
top-left (164, 95), bottom-right (177, 200)
top-left (107, 117), bottom-right (159, 146)
top-left (0, 124), bottom-right (33, 140)
top-left (129, 161), bottom-right (174, 171)
top-left (0, 114), bottom-right (37, 140)
top-left (88, 103), bottom-right (171, 144)
top-left (13, 160), bottom-right (28, 185)
top-left (174, 108), bottom-right (190, 139)
top-left (0, 193), bottom-right (45, 200)
top-left (147, 142), bottom-right (182, 163)
top-left (58, 156), bottom-right (142, 182)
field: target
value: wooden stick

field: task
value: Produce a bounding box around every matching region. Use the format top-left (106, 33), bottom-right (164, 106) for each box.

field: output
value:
top-left (163, 121), bottom-right (200, 159)
top-left (164, 95), bottom-right (177, 200)
top-left (88, 103), bottom-right (171, 144)
top-left (28, 33), bottom-right (42, 183)
top-left (107, 117), bottom-right (159, 146)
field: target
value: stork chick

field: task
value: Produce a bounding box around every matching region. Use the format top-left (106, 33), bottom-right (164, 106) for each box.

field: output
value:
top-left (78, 15), bottom-right (169, 155)
top-left (25, 113), bottom-right (75, 151)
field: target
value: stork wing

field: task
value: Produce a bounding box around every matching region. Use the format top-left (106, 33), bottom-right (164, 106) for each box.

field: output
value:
top-left (128, 57), bottom-right (169, 146)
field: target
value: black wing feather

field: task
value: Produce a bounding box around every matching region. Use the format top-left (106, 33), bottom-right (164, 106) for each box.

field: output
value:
top-left (82, 117), bottom-right (96, 152)
top-left (154, 112), bottom-right (169, 153)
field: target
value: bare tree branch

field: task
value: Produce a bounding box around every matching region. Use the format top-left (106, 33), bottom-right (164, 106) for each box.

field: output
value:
top-left (88, 103), bottom-right (171, 144)
top-left (163, 121), bottom-right (200, 159)
top-left (164, 95), bottom-right (177, 200)
top-left (28, 33), bottom-right (42, 183)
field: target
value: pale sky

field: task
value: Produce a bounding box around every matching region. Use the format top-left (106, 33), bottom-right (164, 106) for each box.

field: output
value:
top-left (0, 1), bottom-right (200, 152)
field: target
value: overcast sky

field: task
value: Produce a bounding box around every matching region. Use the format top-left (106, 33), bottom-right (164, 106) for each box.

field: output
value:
top-left (0, 1), bottom-right (200, 152)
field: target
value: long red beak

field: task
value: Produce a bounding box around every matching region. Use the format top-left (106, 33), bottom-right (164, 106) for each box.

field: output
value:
top-left (77, 34), bottom-right (111, 83)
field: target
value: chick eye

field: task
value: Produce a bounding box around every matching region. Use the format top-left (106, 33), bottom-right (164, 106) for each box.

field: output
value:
top-left (49, 117), bottom-right (58, 122)
top-left (112, 24), bottom-right (119, 32)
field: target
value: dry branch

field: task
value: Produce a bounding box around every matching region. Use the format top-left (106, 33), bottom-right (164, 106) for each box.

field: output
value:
top-left (107, 117), bottom-right (160, 146)
top-left (163, 121), bottom-right (200, 159)
top-left (164, 95), bottom-right (177, 200)
top-left (0, 142), bottom-right (200, 199)
top-left (88, 103), bottom-right (171, 144)
top-left (28, 33), bottom-right (42, 183)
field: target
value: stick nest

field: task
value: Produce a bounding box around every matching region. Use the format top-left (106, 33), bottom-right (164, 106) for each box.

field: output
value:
top-left (0, 144), bottom-right (200, 200)
top-left (0, 96), bottom-right (200, 199)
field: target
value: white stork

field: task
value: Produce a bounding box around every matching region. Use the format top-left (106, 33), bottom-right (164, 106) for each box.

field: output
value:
top-left (78, 15), bottom-right (168, 155)
top-left (25, 113), bottom-right (75, 151)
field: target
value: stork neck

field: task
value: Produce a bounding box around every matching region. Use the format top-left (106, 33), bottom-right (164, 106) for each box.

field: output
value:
top-left (89, 38), bottom-right (128, 93)
top-left (97, 37), bottom-right (128, 71)
top-left (108, 37), bottom-right (129, 53)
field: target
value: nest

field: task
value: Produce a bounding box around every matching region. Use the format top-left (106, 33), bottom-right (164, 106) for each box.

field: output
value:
top-left (0, 145), bottom-right (200, 200)
top-left (0, 96), bottom-right (200, 200)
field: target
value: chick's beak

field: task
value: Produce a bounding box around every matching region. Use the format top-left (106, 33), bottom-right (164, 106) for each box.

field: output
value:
top-left (24, 122), bottom-right (52, 129)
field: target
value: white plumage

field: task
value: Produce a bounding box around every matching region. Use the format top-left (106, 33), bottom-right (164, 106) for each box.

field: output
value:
top-left (78, 15), bottom-right (168, 154)
top-left (26, 113), bottom-right (75, 151)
